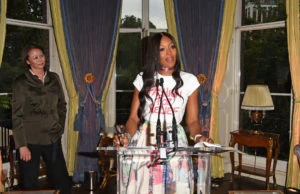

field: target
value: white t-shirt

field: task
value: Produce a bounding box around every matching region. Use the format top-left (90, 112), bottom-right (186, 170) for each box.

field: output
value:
top-left (133, 71), bottom-right (200, 126)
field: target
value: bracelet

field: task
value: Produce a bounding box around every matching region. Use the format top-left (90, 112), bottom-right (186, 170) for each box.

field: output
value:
top-left (194, 134), bottom-right (203, 142)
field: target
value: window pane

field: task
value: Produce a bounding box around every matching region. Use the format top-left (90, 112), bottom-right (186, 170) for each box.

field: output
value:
top-left (7, 0), bottom-right (48, 23)
top-left (116, 33), bottom-right (142, 90)
top-left (150, 0), bottom-right (167, 29)
top-left (1, 25), bottom-right (49, 93)
top-left (240, 28), bottom-right (290, 93)
top-left (121, 0), bottom-right (142, 28)
top-left (242, 0), bottom-right (286, 25)
top-left (0, 26), bottom-right (49, 121)
top-left (240, 19), bottom-right (290, 161)
top-left (239, 95), bottom-right (291, 160)
top-left (116, 92), bottom-right (133, 125)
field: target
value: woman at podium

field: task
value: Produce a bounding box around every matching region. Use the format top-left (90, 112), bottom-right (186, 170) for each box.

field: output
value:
top-left (114, 32), bottom-right (212, 194)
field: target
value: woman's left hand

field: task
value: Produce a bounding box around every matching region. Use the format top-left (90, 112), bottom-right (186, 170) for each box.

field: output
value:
top-left (19, 146), bottom-right (31, 162)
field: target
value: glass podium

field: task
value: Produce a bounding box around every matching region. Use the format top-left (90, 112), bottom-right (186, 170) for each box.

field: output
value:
top-left (97, 146), bottom-right (232, 194)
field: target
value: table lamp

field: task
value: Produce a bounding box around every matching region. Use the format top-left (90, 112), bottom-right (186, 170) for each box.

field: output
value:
top-left (241, 85), bottom-right (274, 133)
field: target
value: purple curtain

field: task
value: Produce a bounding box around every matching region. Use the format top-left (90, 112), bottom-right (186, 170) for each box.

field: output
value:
top-left (174, 0), bottom-right (224, 136)
top-left (59, 0), bottom-right (121, 182)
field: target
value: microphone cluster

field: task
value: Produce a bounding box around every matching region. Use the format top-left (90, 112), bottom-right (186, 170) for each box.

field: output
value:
top-left (159, 78), bottom-right (178, 149)
top-left (152, 78), bottom-right (178, 166)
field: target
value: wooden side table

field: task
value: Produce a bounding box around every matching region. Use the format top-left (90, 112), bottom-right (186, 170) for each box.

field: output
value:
top-left (229, 130), bottom-right (280, 190)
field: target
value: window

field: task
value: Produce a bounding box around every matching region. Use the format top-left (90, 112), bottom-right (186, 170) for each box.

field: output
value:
top-left (0, 0), bottom-right (64, 162)
top-left (239, 0), bottom-right (290, 161)
top-left (115, 0), bottom-right (167, 125)
top-left (0, 0), bottom-right (53, 127)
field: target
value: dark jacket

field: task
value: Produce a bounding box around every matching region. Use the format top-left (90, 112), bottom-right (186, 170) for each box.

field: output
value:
top-left (12, 70), bottom-right (67, 148)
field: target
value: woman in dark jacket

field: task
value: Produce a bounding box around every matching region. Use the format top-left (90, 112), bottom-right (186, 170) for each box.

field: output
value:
top-left (12, 45), bottom-right (72, 194)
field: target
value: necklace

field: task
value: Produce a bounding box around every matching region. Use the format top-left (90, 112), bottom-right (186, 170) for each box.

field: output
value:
top-left (160, 66), bottom-right (174, 72)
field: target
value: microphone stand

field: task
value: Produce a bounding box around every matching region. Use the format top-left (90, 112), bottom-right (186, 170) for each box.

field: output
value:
top-left (156, 79), bottom-right (163, 149)
top-left (150, 78), bottom-right (179, 168)
top-left (159, 78), bottom-right (178, 150)
top-left (147, 79), bottom-right (166, 168)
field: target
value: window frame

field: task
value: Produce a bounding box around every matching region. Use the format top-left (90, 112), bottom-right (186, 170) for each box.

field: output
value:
top-left (232, 0), bottom-right (291, 183)
top-left (0, 0), bottom-right (68, 158)
top-left (1, 0), bottom-right (60, 95)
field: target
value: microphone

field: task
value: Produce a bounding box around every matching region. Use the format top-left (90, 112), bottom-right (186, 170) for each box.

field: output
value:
top-left (159, 78), bottom-right (178, 149)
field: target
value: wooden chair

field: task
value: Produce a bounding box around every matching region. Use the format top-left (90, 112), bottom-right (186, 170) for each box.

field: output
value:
top-left (97, 134), bottom-right (116, 190)
top-left (295, 144), bottom-right (300, 164)
top-left (8, 135), bottom-right (48, 188)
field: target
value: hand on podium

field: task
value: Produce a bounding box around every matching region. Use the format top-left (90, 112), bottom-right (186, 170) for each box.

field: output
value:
top-left (194, 134), bottom-right (214, 144)
top-left (113, 133), bottom-right (130, 147)
top-left (113, 124), bottom-right (131, 148)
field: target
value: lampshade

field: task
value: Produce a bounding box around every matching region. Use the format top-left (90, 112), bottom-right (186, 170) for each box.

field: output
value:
top-left (241, 85), bottom-right (274, 111)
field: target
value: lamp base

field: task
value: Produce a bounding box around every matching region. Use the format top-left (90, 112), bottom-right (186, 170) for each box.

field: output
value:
top-left (249, 110), bottom-right (265, 133)
top-left (250, 110), bottom-right (263, 125)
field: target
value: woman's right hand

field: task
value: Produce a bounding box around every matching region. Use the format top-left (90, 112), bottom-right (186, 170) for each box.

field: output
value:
top-left (113, 133), bottom-right (129, 148)
top-left (19, 146), bottom-right (31, 162)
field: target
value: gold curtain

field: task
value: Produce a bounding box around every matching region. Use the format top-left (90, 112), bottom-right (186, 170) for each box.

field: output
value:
top-left (0, 0), bottom-right (7, 67)
top-left (210, 0), bottom-right (237, 178)
top-left (286, 0), bottom-right (300, 189)
top-left (163, 0), bottom-right (183, 70)
top-left (49, 1), bottom-right (122, 175)
top-left (100, 11), bottom-right (122, 119)
top-left (49, 1), bottom-right (79, 175)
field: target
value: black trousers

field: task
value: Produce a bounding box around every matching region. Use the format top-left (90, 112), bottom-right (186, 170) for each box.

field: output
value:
top-left (19, 138), bottom-right (72, 194)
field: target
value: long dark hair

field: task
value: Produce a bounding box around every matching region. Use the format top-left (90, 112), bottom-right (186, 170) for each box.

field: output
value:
top-left (22, 44), bottom-right (49, 72)
top-left (138, 32), bottom-right (183, 125)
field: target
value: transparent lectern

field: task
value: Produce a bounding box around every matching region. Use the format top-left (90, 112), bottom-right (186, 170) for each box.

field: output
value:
top-left (97, 145), bottom-right (231, 194)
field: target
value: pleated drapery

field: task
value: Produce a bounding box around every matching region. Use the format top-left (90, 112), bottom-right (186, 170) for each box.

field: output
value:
top-left (286, 0), bottom-right (300, 189)
top-left (50, 0), bottom-right (78, 175)
top-left (0, 3), bottom-right (7, 182)
top-left (210, 0), bottom-right (236, 178)
top-left (50, 0), bottom-right (121, 180)
top-left (163, 0), bottom-right (183, 69)
top-left (0, 0), bottom-right (7, 66)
